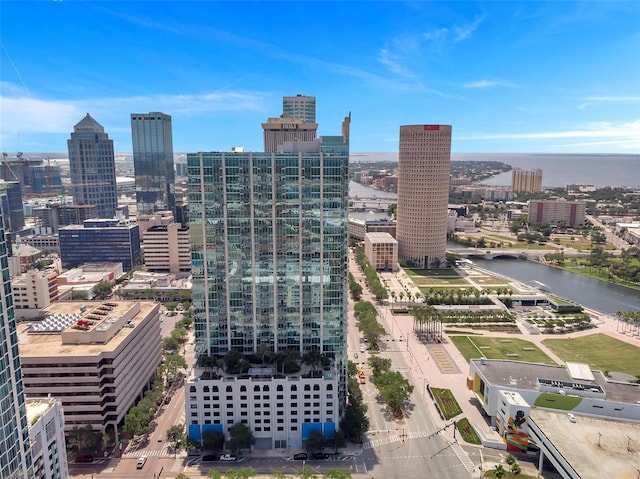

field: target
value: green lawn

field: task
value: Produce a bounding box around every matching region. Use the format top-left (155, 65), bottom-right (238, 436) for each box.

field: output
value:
top-left (456, 417), bottom-right (481, 444)
top-left (450, 336), bottom-right (557, 365)
top-left (405, 268), bottom-right (461, 278)
top-left (430, 387), bottom-right (463, 419)
top-left (543, 334), bottom-right (640, 377)
top-left (534, 392), bottom-right (583, 410)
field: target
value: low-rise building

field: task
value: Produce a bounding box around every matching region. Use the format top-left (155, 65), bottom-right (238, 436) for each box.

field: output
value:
top-left (364, 232), bottom-right (398, 271)
top-left (185, 366), bottom-right (339, 451)
top-left (528, 199), bottom-right (586, 227)
top-left (18, 301), bottom-right (162, 441)
top-left (12, 270), bottom-right (59, 319)
top-left (27, 397), bottom-right (69, 479)
top-left (142, 223), bottom-right (190, 273)
top-left (348, 216), bottom-right (396, 241)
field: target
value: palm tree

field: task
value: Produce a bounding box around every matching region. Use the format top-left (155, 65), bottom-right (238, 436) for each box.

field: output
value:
top-left (512, 462), bottom-right (522, 476)
top-left (494, 464), bottom-right (506, 479)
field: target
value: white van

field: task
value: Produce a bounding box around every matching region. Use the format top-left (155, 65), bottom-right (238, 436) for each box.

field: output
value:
top-left (360, 345), bottom-right (365, 353)
top-left (136, 456), bottom-right (147, 469)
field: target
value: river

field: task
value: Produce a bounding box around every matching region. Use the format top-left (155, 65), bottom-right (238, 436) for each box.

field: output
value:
top-left (471, 258), bottom-right (640, 315)
top-left (349, 181), bottom-right (639, 314)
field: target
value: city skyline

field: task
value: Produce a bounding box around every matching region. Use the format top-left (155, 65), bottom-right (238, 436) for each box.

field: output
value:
top-left (1, 1), bottom-right (639, 154)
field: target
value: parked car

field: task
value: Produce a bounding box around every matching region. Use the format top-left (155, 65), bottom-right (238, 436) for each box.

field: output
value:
top-left (219, 454), bottom-right (237, 461)
top-left (567, 413), bottom-right (576, 423)
top-left (312, 452), bottom-right (329, 460)
top-left (202, 455), bottom-right (218, 462)
top-left (73, 455), bottom-right (93, 463)
top-left (164, 395), bottom-right (171, 404)
top-left (293, 452), bottom-right (308, 460)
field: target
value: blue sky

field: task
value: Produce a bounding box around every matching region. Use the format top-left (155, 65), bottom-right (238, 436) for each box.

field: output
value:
top-left (1, 1), bottom-right (639, 154)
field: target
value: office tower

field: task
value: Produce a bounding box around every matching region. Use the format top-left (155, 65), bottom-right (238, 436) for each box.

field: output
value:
top-left (131, 112), bottom-right (176, 216)
top-left (59, 219), bottom-right (141, 271)
top-left (0, 181), bottom-right (25, 231)
top-left (186, 112), bottom-right (350, 450)
top-left (263, 95), bottom-right (318, 152)
top-left (0, 208), bottom-right (33, 478)
top-left (396, 124), bottom-right (452, 268)
top-left (283, 94), bottom-right (316, 123)
top-left (512, 168), bottom-right (543, 193)
top-left (67, 114), bottom-right (118, 218)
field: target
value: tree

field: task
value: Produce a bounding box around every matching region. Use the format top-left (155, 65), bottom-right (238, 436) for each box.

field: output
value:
top-left (226, 422), bottom-right (254, 454)
top-left (324, 470), bottom-right (352, 479)
top-left (330, 430), bottom-right (346, 453)
top-left (374, 371), bottom-right (414, 417)
top-left (224, 467), bottom-right (257, 479)
top-left (494, 464), bottom-right (506, 479)
top-left (167, 424), bottom-right (187, 455)
top-left (367, 356), bottom-right (391, 377)
top-left (207, 471), bottom-right (223, 479)
top-left (512, 462), bottom-right (522, 476)
top-left (71, 289), bottom-right (89, 300)
top-left (302, 349), bottom-right (324, 374)
top-left (163, 335), bottom-right (180, 352)
top-left (161, 354), bottom-right (187, 383)
top-left (304, 430), bottom-right (325, 455)
top-left (202, 430), bottom-right (225, 452)
top-left (505, 453), bottom-right (516, 472)
top-left (67, 424), bottom-right (103, 453)
top-left (93, 281), bottom-right (115, 299)
top-left (175, 474), bottom-right (191, 479)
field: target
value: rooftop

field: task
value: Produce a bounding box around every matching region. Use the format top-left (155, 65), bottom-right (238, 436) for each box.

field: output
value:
top-left (472, 359), bottom-right (640, 405)
top-left (18, 301), bottom-right (159, 358)
top-left (26, 398), bottom-right (53, 425)
top-left (530, 409), bottom-right (640, 479)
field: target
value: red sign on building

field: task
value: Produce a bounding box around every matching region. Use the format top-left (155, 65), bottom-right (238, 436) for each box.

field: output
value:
top-left (423, 125), bottom-right (440, 131)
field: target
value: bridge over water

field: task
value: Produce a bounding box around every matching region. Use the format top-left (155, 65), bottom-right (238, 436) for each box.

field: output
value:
top-left (447, 247), bottom-right (556, 260)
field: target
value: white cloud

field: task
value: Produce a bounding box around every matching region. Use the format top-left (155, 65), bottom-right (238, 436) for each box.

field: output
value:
top-left (580, 96), bottom-right (640, 109)
top-left (454, 14), bottom-right (487, 41)
top-left (458, 120), bottom-right (640, 152)
top-left (0, 84), bottom-right (268, 148)
top-left (423, 27), bottom-right (449, 41)
top-left (462, 80), bottom-right (517, 89)
top-left (378, 48), bottom-right (414, 78)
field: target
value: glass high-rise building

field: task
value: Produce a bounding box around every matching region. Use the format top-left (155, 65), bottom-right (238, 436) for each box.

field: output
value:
top-left (67, 114), bottom-right (118, 219)
top-left (0, 207), bottom-right (33, 478)
top-left (283, 94), bottom-right (316, 124)
top-left (131, 112), bottom-right (175, 216)
top-left (396, 124), bottom-right (452, 268)
top-left (185, 112), bottom-right (350, 450)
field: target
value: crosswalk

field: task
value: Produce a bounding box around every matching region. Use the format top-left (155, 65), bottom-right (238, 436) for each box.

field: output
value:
top-left (122, 448), bottom-right (170, 459)
top-left (451, 441), bottom-right (475, 473)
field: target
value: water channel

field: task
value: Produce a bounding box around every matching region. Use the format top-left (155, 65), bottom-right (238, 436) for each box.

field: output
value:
top-left (470, 258), bottom-right (640, 315)
top-left (347, 180), bottom-right (639, 315)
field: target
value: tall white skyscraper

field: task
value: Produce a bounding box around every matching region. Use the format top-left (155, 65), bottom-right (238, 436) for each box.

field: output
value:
top-left (396, 124), bottom-right (452, 268)
top-left (0, 206), bottom-right (33, 478)
top-left (67, 114), bottom-right (118, 219)
top-left (131, 112), bottom-right (175, 216)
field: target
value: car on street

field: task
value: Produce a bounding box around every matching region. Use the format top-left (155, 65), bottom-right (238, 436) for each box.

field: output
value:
top-left (354, 353), bottom-right (358, 359)
top-left (136, 456), bottom-right (148, 469)
top-left (219, 454), bottom-right (237, 461)
top-left (312, 452), bottom-right (329, 460)
top-left (73, 455), bottom-right (93, 463)
top-left (202, 455), bottom-right (218, 462)
top-left (360, 345), bottom-right (365, 353)
top-left (567, 413), bottom-right (576, 423)
top-left (293, 452), bottom-right (308, 460)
